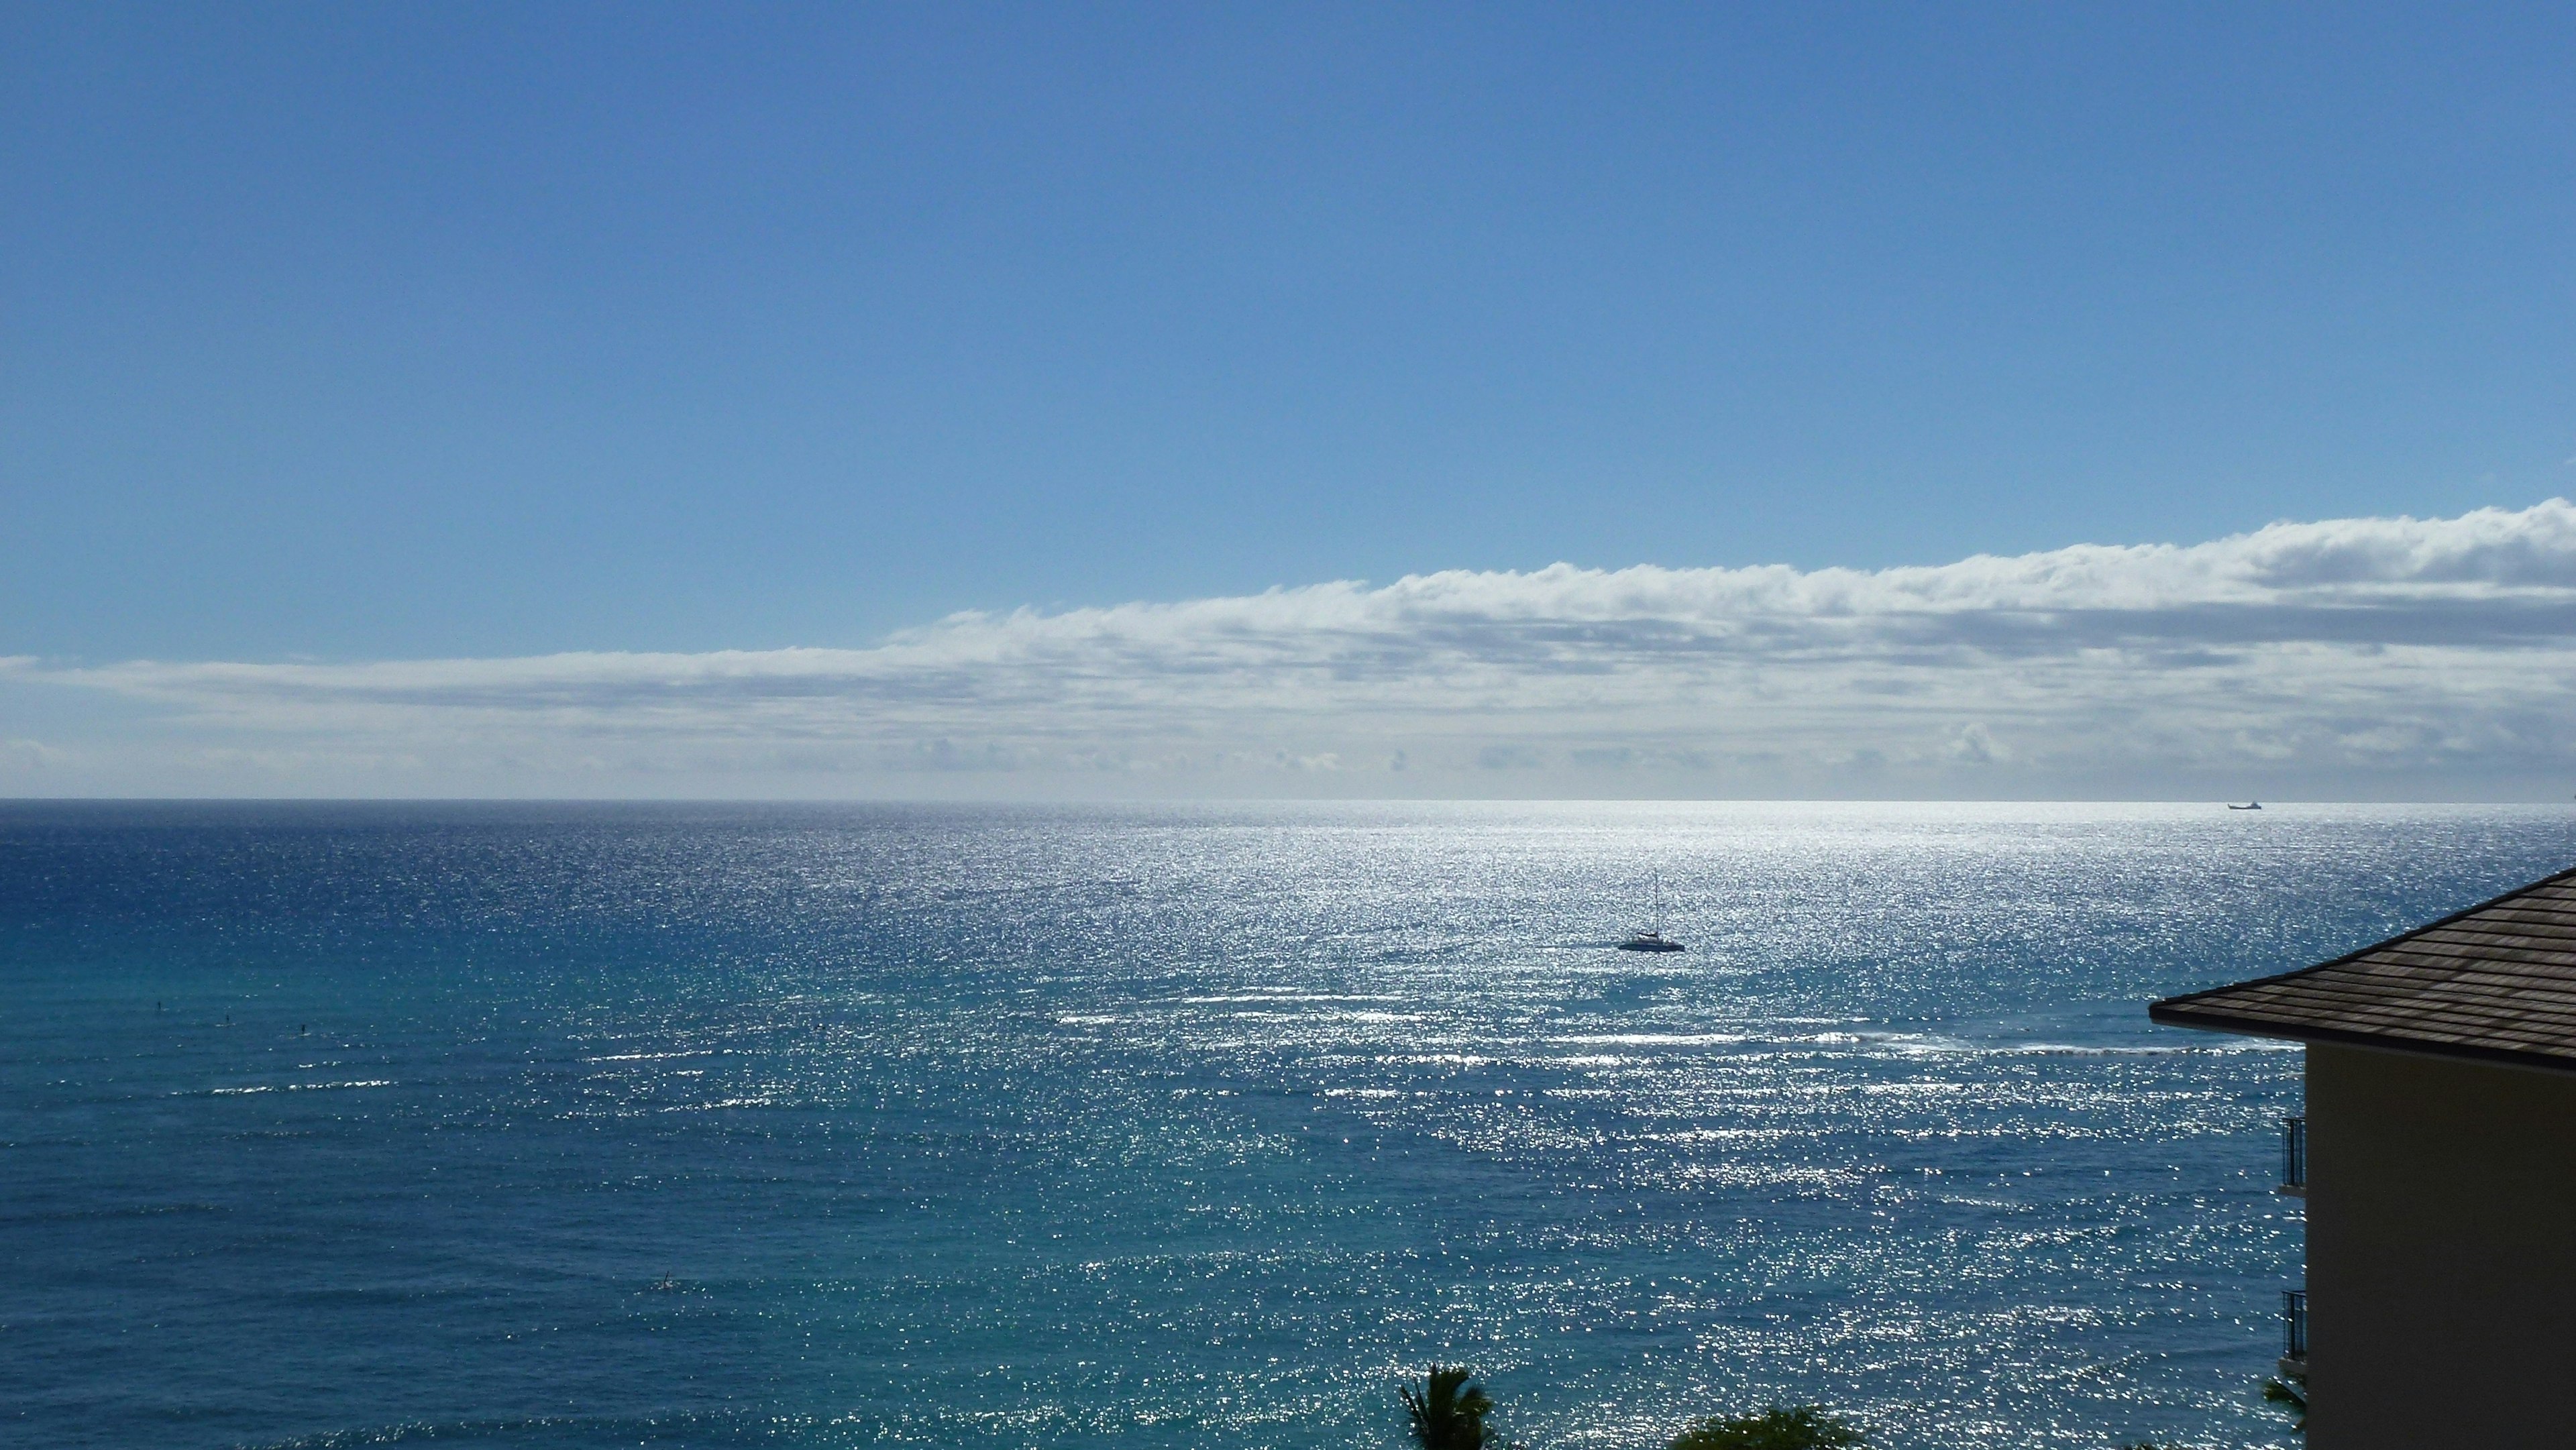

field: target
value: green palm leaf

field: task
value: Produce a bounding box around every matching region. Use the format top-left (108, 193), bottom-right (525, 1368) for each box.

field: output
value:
top-left (1401, 1365), bottom-right (1500, 1450)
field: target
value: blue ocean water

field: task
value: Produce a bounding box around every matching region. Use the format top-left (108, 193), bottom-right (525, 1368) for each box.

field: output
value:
top-left (7, 801), bottom-right (2574, 1450)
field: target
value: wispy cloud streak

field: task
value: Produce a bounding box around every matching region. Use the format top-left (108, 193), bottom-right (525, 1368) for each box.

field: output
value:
top-left (12, 502), bottom-right (2576, 795)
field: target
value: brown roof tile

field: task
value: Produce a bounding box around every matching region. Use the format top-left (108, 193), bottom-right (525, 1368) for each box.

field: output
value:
top-left (2149, 864), bottom-right (2576, 1072)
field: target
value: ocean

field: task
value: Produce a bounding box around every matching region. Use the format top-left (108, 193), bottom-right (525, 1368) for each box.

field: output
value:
top-left (7, 800), bottom-right (2573, 1450)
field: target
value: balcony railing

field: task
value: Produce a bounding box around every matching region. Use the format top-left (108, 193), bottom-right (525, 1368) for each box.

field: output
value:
top-left (2279, 1288), bottom-right (2308, 1380)
top-left (2279, 1115), bottom-right (2306, 1196)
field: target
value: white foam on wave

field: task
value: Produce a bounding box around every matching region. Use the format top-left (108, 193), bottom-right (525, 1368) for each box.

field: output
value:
top-left (207, 1080), bottom-right (394, 1095)
top-left (1550, 1032), bottom-right (1752, 1046)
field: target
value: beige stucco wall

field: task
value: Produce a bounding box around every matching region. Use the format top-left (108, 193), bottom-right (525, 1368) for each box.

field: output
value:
top-left (2307, 1042), bottom-right (2576, 1449)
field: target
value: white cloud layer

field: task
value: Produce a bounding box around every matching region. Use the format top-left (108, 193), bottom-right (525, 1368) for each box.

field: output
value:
top-left (11, 502), bottom-right (2576, 797)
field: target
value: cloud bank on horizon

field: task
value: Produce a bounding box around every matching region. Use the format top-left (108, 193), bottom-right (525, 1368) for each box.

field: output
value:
top-left (11, 501), bottom-right (2576, 798)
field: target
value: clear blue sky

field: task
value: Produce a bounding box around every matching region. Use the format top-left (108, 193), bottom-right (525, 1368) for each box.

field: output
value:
top-left (5, 2), bottom-right (2572, 665)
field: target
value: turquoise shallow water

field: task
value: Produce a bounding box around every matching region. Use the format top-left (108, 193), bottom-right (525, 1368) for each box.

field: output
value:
top-left (7, 800), bottom-right (2573, 1450)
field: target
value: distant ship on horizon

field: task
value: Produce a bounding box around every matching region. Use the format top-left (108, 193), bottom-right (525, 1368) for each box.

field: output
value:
top-left (2229, 801), bottom-right (2263, 810)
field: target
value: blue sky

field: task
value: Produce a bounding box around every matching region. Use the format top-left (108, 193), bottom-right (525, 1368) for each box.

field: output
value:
top-left (5, 4), bottom-right (2575, 796)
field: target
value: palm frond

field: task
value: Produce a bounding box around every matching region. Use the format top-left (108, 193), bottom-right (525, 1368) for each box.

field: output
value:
top-left (1402, 1365), bottom-right (1500, 1450)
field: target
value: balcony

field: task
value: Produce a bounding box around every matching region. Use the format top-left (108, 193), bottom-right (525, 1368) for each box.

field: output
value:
top-left (2278, 1288), bottom-right (2308, 1382)
top-left (2277, 1115), bottom-right (2306, 1196)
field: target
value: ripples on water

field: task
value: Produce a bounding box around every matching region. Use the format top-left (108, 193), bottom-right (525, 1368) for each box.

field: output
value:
top-left (7, 801), bottom-right (2573, 1449)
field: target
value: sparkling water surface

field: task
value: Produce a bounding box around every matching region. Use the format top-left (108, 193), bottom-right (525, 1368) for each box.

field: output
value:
top-left (9, 800), bottom-right (2574, 1450)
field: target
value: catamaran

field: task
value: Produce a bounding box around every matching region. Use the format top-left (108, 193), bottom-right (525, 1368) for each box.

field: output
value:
top-left (1617, 873), bottom-right (1686, 952)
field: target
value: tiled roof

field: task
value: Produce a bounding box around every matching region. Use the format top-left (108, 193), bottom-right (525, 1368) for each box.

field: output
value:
top-left (2149, 865), bottom-right (2576, 1072)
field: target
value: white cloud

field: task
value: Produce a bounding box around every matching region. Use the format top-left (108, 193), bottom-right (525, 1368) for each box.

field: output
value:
top-left (0, 737), bottom-right (68, 773)
top-left (12, 501), bottom-right (2576, 797)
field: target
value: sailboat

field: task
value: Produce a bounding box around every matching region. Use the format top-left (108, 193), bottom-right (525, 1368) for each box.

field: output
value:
top-left (1617, 873), bottom-right (1686, 952)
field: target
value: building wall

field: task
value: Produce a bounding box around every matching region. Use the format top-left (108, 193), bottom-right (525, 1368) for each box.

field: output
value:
top-left (2308, 1042), bottom-right (2576, 1449)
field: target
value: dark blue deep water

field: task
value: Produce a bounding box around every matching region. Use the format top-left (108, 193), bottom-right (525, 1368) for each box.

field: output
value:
top-left (9, 801), bottom-right (2575, 1450)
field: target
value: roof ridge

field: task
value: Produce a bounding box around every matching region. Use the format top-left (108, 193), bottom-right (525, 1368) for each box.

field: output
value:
top-left (2151, 860), bottom-right (2576, 1013)
top-left (2149, 860), bottom-right (2576, 1072)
